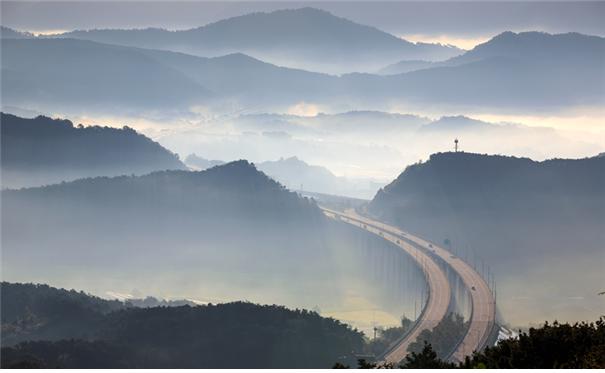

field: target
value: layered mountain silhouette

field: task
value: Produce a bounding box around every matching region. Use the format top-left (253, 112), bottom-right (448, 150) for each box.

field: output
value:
top-left (53, 8), bottom-right (462, 74)
top-left (183, 154), bottom-right (383, 199)
top-left (228, 112), bottom-right (575, 148)
top-left (443, 31), bottom-right (605, 67)
top-left (369, 152), bottom-right (605, 324)
top-left (184, 154), bottom-right (225, 170)
top-left (256, 156), bottom-right (384, 199)
top-left (310, 111), bottom-right (430, 134)
top-left (2, 31), bottom-right (602, 112)
top-left (381, 31), bottom-right (605, 72)
top-left (226, 111), bottom-right (429, 138)
top-left (0, 38), bottom-right (334, 113)
top-left (0, 38), bottom-right (211, 112)
top-left (377, 60), bottom-right (434, 75)
top-left (257, 156), bottom-right (339, 191)
top-left (379, 31), bottom-right (605, 109)
top-left (420, 115), bottom-right (508, 132)
top-left (1, 282), bottom-right (363, 368)
top-left (0, 26), bottom-right (33, 39)
top-left (1, 113), bottom-right (185, 188)
top-left (167, 112), bottom-right (598, 191)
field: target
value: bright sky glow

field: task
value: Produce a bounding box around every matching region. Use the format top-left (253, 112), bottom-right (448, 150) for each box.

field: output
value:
top-left (400, 34), bottom-right (494, 50)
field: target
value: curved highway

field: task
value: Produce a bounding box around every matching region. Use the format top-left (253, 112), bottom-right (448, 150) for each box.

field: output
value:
top-left (321, 207), bottom-right (496, 363)
top-left (322, 207), bottom-right (451, 364)
top-left (397, 228), bottom-right (497, 362)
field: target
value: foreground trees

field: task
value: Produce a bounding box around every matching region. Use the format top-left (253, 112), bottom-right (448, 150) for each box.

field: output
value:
top-left (3, 283), bottom-right (604, 368)
top-left (339, 318), bottom-right (605, 369)
top-left (461, 318), bottom-right (605, 369)
top-left (1, 283), bottom-right (364, 368)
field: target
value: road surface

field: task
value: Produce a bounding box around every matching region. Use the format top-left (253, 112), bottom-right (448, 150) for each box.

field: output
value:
top-left (392, 226), bottom-right (497, 362)
top-left (321, 207), bottom-right (496, 363)
top-left (322, 207), bottom-right (451, 364)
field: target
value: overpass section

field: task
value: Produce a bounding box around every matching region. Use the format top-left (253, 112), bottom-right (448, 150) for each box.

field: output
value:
top-left (321, 207), bottom-right (496, 363)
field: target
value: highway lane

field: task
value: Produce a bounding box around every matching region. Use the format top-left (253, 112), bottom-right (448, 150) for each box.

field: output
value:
top-left (322, 207), bottom-right (496, 362)
top-left (321, 207), bottom-right (451, 365)
top-left (404, 233), bottom-right (496, 362)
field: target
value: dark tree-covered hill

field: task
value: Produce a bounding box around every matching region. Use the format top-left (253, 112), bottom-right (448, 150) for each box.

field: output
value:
top-left (2, 159), bottom-right (320, 223)
top-left (0, 282), bottom-right (124, 345)
top-left (369, 152), bottom-right (605, 325)
top-left (0, 282), bottom-right (364, 368)
top-left (1, 161), bottom-right (368, 313)
top-left (1, 113), bottom-right (186, 188)
top-left (369, 152), bottom-right (605, 262)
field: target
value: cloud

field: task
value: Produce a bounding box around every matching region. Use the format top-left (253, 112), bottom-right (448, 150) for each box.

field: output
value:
top-left (105, 291), bottom-right (133, 300)
top-left (287, 102), bottom-right (321, 117)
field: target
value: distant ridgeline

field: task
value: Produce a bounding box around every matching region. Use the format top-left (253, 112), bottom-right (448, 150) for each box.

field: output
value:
top-left (0, 282), bottom-right (364, 368)
top-left (1, 31), bottom-right (603, 113)
top-left (0, 113), bottom-right (186, 188)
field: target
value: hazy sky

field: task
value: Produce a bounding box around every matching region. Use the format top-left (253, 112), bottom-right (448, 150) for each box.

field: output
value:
top-left (3, 1), bottom-right (604, 48)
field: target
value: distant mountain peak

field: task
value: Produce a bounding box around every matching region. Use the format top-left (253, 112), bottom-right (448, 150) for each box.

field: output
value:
top-left (0, 26), bottom-right (34, 39)
top-left (422, 115), bottom-right (493, 132)
top-left (437, 114), bottom-right (475, 121)
top-left (269, 7), bottom-right (334, 16)
top-left (281, 156), bottom-right (303, 163)
top-left (51, 7), bottom-right (461, 74)
top-left (213, 159), bottom-right (255, 171)
top-left (467, 30), bottom-right (605, 56)
top-left (211, 52), bottom-right (267, 66)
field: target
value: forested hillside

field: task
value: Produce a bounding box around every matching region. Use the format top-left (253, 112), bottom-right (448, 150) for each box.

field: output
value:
top-left (1, 161), bottom-right (378, 316)
top-left (1, 283), bottom-right (364, 368)
top-left (1, 113), bottom-right (185, 188)
top-left (369, 152), bottom-right (605, 325)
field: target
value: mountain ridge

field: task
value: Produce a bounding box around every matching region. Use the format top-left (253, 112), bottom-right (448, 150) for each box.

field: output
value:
top-left (53, 7), bottom-right (462, 73)
top-left (1, 113), bottom-right (186, 189)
